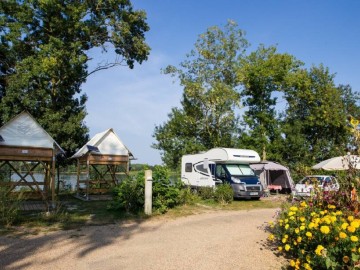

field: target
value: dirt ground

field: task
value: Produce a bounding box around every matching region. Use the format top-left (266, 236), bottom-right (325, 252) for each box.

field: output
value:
top-left (0, 208), bottom-right (287, 270)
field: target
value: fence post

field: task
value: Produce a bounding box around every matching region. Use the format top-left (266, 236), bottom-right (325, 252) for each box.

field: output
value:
top-left (144, 170), bottom-right (153, 215)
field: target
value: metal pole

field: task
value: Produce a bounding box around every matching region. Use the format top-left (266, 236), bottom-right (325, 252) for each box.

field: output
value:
top-left (144, 170), bottom-right (153, 215)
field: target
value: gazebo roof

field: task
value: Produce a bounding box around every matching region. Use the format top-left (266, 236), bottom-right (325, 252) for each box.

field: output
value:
top-left (0, 111), bottom-right (64, 153)
top-left (71, 128), bottom-right (134, 159)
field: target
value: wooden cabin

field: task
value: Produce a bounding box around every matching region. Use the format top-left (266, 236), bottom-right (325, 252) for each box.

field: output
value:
top-left (71, 128), bottom-right (134, 199)
top-left (0, 112), bottom-right (64, 204)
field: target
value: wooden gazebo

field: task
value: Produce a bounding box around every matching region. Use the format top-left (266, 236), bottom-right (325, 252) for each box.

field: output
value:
top-left (0, 112), bottom-right (64, 205)
top-left (71, 128), bottom-right (134, 199)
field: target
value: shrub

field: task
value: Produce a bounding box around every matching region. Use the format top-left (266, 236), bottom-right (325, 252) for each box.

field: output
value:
top-left (110, 176), bottom-right (144, 213)
top-left (0, 187), bottom-right (22, 227)
top-left (152, 165), bottom-right (182, 213)
top-left (268, 193), bottom-right (360, 269)
top-left (178, 186), bottom-right (199, 205)
top-left (214, 184), bottom-right (233, 205)
top-left (198, 186), bottom-right (214, 200)
top-left (110, 166), bottom-right (185, 214)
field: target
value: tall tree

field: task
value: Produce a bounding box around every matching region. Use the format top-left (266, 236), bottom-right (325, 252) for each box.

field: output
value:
top-left (238, 45), bottom-right (302, 161)
top-left (0, 0), bottom-right (150, 155)
top-left (153, 21), bottom-right (247, 168)
top-left (281, 65), bottom-right (350, 167)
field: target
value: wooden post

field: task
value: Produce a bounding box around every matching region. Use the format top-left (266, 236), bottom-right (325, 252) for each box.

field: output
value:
top-left (51, 151), bottom-right (55, 208)
top-left (144, 170), bottom-right (153, 215)
top-left (76, 159), bottom-right (80, 196)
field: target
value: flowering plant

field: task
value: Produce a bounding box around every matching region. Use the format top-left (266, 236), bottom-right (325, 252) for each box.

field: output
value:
top-left (268, 198), bottom-right (360, 269)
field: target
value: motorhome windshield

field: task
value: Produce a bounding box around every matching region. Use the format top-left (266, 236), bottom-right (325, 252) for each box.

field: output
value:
top-left (225, 164), bottom-right (255, 176)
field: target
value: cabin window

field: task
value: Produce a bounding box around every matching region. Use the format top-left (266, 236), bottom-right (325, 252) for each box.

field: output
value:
top-left (185, 163), bottom-right (192, 172)
top-left (195, 163), bottom-right (208, 174)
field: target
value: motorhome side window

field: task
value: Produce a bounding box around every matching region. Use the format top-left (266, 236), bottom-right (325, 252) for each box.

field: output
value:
top-left (185, 163), bottom-right (192, 172)
top-left (195, 163), bottom-right (208, 174)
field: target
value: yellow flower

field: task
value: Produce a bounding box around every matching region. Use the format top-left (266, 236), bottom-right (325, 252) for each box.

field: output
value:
top-left (300, 225), bottom-right (305, 231)
top-left (341, 222), bottom-right (349, 230)
top-left (306, 231), bottom-right (312, 238)
top-left (303, 263), bottom-right (312, 270)
top-left (285, 224), bottom-right (289, 230)
top-left (278, 246), bottom-right (283, 251)
top-left (295, 228), bottom-right (300, 234)
top-left (347, 226), bottom-right (356, 233)
top-left (297, 236), bottom-right (302, 243)
top-left (282, 238), bottom-right (287, 243)
top-left (268, 234), bottom-right (275, 241)
top-left (358, 247), bottom-right (360, 253)
top-left (339, 232), bottom-right (347, 239)
top-left (330, 216), bottom-right (337, 223)
top-left (300, 201), bottom-right (307, 207)
top-left (310, 212), bottom-right (316, 216)
top-left (288, 211), bottom-right (295, 216)
top-left (290, 206), bottom-right (299, 212)
top-left (320, 225), bottom-right (330, 234)
top-left (343, 256), bottom-right (350, 264)
top-left (285, 244), bottom-right (291, 251)
top-left (348, 216), bottom-right (355, 222)
top-left (300, 217), bottom-right (306, 222)
top-left (315, 245), bottom-right (324, 256)
top-left (290, 260), bottom-right (296, 267)
top-left (351, 236), bottom-right (359, 242)
top-left (328, 204), bottom-right (336, 209)
top-left (308, 222), bottom-right (315, 229)
top-left (351, 220), bottom-right (360, 229)
top-left (336, 210), bottom-right (342, 215)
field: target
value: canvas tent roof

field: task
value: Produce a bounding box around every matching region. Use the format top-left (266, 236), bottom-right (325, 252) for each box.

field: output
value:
top-left (71, 128), bottom-right (134, 159)
top-left (250, 161), bottom-right (294, 191)
top-left (0, 111), bottom-right (64, 153)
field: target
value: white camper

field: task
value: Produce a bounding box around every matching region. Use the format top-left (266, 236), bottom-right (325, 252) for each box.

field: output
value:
top-left (181, 148), bottom-right (264, 199)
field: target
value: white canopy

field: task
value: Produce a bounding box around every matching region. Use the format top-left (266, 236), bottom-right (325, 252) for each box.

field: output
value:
top-left (71, 128), bottom-right (134, 159)
top-left (312, 155), bottom-right (360, 171)
top-left (0, 111), bottom-right (64, 153)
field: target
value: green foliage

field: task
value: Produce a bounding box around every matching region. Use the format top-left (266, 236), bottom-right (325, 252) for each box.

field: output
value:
top-left (239, 45), bottom-right (302, 161)
top-left (153, 20), bottom-right (246, 168)
top-left (178, 186), bottom-right (200, 205)
top-left (0, 0), bottom-right (150, 156)
top-left (111, 166), bottom-right (185, 214)
top-left (198, 186), bottom-right (214, 200)
top-left (282, 65), bottom-right (351, 167)
top-left (269, 198), bottom-right (360, 270)
top-left (111, 176), bottom-right (145, 213)
top-left (0, 188), bottom-right (22, 227)
top-left (214, 184), bottom-right (233, 205)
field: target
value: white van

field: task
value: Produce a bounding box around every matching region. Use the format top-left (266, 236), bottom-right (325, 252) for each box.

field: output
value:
top-left (181, 148), bottom-right (264, 199)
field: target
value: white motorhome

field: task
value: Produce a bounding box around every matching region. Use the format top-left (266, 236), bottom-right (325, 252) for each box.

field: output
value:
top-left (181, 148), bottom-right (264, 199)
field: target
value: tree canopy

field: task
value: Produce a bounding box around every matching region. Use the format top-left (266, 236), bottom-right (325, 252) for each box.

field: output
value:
top-left (0, 0), bottom-right (150, 156)
top-left (153, 21), bottom-right (246, 168)
top-left (154, 21), bottom-right (360, 171)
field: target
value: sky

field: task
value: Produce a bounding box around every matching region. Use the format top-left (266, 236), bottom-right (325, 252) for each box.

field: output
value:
top-left (82, 0), bottom-right (360, 165)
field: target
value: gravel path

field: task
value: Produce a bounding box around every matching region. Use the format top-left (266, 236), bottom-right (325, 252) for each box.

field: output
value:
top-left (0, 208), bottom-right (285, 270)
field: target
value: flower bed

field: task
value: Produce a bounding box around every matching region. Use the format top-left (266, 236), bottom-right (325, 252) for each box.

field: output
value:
top-left (268, 190), bottom-right (360, 270)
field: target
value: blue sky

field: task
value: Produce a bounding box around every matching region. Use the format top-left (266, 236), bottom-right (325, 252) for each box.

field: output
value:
top-left (82, 0), bottom-right (360, 165)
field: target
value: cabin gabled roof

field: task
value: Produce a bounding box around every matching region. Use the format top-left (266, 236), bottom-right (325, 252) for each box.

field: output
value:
top-left (71, 128), bottom-right (134, 159)
top-left (0, 111), bottom-right (64, 153)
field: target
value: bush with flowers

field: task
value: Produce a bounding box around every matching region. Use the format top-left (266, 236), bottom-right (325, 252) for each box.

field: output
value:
top-left (268, 116), bottom-right (360, 269)
top-left (268, 185), bottom-right (360, 270)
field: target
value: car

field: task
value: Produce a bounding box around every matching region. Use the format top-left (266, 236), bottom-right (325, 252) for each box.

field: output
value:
top-left (292, 175), bottom-right (340, 197)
